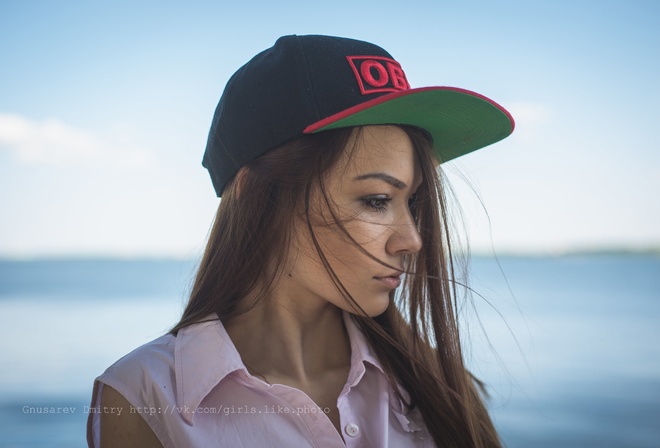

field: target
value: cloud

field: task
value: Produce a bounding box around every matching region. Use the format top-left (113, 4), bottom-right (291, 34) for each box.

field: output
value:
top-left (0, 113), bottom-right (155, 169)
top-left (505, 101), bottom-right (554, 144)
top-left (507, 101), bottom-right (553, 125)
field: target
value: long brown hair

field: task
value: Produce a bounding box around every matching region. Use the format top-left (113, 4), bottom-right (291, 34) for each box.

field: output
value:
top-left (172, 126), bottom-right (501, 447)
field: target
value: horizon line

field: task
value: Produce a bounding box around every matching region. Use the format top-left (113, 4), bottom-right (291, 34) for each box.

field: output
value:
top-left (1, 246), bottom-right (659, 262)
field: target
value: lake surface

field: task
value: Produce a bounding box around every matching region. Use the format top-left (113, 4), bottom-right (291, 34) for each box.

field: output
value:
top-left (0, 255), bottom-right (658, 447)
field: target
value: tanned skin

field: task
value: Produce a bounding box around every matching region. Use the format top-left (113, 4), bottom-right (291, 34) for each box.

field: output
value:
top-left (100, 385), bottom-right (162, 447)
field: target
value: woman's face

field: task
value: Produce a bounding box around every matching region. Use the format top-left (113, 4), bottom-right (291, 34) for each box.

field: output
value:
top-left (284, 125), bottom-right (423, 317)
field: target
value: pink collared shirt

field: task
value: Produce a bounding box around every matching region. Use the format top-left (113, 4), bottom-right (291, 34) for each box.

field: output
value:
top-left (87, 314), bottom-right (433, 447)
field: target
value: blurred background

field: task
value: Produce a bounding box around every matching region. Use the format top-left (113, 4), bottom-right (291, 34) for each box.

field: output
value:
top-left (1, 1), bottom-right (658, 447)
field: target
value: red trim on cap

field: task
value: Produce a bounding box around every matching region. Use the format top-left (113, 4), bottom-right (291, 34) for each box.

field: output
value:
top-left (303, 86), bottom-right (515, 133)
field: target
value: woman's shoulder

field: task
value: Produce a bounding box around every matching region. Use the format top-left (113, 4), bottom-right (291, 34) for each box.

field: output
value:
top-left (90, 332), bottom-right (181, 448)
top-left (98, 317), bottom-right (228, 391)
top-left (102, 332), bottom-right (177, 382)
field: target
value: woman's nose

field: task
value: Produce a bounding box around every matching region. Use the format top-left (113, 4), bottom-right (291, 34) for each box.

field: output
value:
top-left (386, 209), bottom-right (422, 255)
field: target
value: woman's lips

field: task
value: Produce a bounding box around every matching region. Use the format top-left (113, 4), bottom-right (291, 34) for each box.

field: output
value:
top-left (374, 275), bottom-right (402, 289)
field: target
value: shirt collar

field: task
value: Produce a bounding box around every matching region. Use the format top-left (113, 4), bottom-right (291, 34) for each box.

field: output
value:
top-left (342, 312), bottom-right (386, 389)
top-left (174, 312), bottom-right (393, 424)
top-left (342, 313), bottom-right (421, 434)
top-left (174, 316), bottom-right (245, 424)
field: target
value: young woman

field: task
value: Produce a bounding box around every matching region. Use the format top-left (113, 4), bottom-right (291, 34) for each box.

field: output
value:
top-left (87, 35), bottom-right (514, 447)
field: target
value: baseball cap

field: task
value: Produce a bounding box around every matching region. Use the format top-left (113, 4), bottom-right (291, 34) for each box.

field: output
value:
top-left (203, 34), bottom-right (515, 197)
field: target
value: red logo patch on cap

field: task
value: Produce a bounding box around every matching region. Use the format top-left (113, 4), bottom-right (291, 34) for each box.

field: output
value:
top-left (346, 55), bottom-right (410, 95)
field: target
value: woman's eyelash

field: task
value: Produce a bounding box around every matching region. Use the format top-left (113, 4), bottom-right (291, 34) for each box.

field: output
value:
top-left (362, 194), bottom-right (419, 213)
top-left (362, 195), bottom-right (392, 212)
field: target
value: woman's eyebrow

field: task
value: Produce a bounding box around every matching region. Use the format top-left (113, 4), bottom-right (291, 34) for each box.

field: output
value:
top-left (353, 172), bottom-right (407, 190)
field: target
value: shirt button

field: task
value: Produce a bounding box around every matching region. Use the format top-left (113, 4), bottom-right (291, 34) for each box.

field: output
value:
top-left (344, 423), bottom-right (360, 437)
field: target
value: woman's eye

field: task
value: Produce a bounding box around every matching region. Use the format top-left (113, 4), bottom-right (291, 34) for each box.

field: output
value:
top-left (362, 195), bottom-right (391, 212)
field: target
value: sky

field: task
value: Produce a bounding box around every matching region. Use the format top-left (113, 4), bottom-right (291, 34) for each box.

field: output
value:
top-left (0, 0), bottom-right (658, 257)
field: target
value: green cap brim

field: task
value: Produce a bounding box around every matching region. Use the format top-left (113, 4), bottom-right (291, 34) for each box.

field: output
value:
top-left (304, 87), bottom-right (514, 163)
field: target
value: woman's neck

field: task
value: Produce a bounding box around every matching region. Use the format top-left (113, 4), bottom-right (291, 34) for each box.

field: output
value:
top-left (224, 294), bottom-right (352, 385)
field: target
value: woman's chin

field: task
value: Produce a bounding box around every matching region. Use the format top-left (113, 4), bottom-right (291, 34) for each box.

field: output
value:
top-left (344, 296), bottom-right (391, 318)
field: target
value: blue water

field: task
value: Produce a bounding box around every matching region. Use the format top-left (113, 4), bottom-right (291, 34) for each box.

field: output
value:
top-left (466, 256), bottom-right (660, 447)
top-left (0, 256), bottom-right (658, 447)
